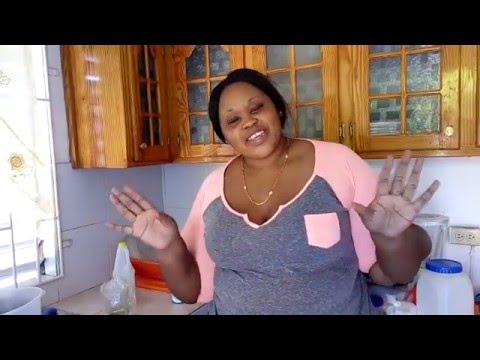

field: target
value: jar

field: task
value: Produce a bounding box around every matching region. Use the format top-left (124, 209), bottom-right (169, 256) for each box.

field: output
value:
top-left (416, 259), bottom-right (474, 315)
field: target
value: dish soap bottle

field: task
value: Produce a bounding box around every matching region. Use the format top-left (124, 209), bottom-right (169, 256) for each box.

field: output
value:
top-left (111, 241), bottom-right (136, 313)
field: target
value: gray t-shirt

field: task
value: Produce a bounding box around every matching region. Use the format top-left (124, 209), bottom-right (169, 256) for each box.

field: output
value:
top-left (181, 140), bottom-right (380, 315)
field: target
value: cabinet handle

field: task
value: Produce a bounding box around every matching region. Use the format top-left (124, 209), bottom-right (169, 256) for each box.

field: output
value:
top-left (339, 123), bottom-right (345, 140)
top-left (444, 126), bottom-right (454, 137)
top-left (349, 123), bottom-right (354, 138)
top-left (139, 142), bottom-right (148, 150)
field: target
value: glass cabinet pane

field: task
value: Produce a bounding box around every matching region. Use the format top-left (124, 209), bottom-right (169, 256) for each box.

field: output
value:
top-left (190, 115), bottom-right (210, 144)
top-left (266, 45), bottom-right (290, 69)
top-left (264, 45), bottom-right (324, 139)
top-left (268, 72), bottom-right (291, 102)
top-left (137, 47), bottom-right (146, 78)
top-left (187, 83), bottom-right (207, 112)
top-left (370, 57), bottom-right (401, 95)
top-left (369, 45), bottom-right (401, 54)
top-left (150, 84), bottom-right (158, 114)
top-left (296, 68), bottom-right (322, 102)
top-left (139, 83), bottom-right (148, 113)
top-left (298, 106), bottom-right (323, 138)
top-left (135, 46), bottom-right (164, 147)
top-left (182, 45), bottom-right (234, 145)
top-left (148, 47), bottom-right (157, 80)
top-left (186, 45), bottom-right (206, 80)
top-left (406, 95), bottom-right (440, 134)
top-left (370, 98), bottom-right (401, 135)
top-left (295, 45), bottom-right (321, 65)
top-left (407, 51), bottom-right (440, 92)
top-left (209, 45), bottom-right (230, 77)
top-left (368, 45), bottom-right (443, 137)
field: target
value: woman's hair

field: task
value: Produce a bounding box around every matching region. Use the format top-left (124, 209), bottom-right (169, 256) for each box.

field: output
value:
top-left (208, 68), bottom-right (288, 143)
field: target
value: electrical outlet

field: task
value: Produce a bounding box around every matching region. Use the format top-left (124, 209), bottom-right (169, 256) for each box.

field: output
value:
top-left (449, 226), bottom-right (480, 246)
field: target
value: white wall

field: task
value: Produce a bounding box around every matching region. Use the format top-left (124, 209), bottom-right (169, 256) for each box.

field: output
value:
top-left (40, 45), bottom-right (165, 306)
top-left (163, 157), bottom-right (480, 231)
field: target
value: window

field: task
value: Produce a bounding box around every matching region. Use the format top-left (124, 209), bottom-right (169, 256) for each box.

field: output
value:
top-left (0, 45), bottom-right (63, 288)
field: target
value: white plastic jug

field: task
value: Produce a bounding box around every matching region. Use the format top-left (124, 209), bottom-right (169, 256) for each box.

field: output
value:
top-left (416, 259), bottom-right (474, 315)
top-left (0, 287), bottom-right (45, 315)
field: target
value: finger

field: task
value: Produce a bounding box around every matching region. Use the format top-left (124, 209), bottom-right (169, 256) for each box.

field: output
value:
top-left (391, 150), bottom-right (412, 195)
top-left (105, 222), bottom-right (133, 235)
top-left (412, 180), bottom-right (440, 212)
top-left (402, 157), bottom-right (424, 201)
top-left (109, 193), bottom-right (136, 223)
top-left (111, 187), bottom-right (143, 215)
top-left (123, 186), bottom-right (155, 211)
top-left (377, 155), bottom-right (394, 196)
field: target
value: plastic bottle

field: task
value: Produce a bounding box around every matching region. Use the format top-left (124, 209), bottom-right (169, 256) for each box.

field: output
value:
top-left (384, 294), bottom-right (417, 315)
top-left (416, 258), bottom-right (474, 315)
top-left (112, 241), bottom-right (137, 313)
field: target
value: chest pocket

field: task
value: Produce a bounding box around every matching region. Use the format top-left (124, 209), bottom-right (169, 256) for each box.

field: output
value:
top-left (304, 213), bottom-right (341, 249)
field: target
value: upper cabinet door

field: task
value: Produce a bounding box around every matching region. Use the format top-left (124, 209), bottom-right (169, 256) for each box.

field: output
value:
top-left (128, 45), bottom-right (171, 163)
top-left (348, 45), bottom-right (460, 154)
top-left (171, 45), bottom-right (244, 162)
top-left (476, 46), bottom-right (480, 149)
top-left (245, 45), bottom-right (340, 143)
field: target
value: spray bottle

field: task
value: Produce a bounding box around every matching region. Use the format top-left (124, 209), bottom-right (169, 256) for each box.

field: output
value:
top-left (101, 241), bottom-right (136, 314)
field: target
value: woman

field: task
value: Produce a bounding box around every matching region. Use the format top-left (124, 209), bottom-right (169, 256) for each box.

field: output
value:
top-left (107, 68), bottom-right (439, 315)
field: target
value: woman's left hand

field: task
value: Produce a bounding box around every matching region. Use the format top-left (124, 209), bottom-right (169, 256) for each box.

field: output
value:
top-left (353, 150), bottom-right (440, 238)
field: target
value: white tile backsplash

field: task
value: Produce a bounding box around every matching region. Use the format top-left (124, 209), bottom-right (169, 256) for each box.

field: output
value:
top-left (56, 163), bottom-right (107, 231)
top-left (104, 165), bottom-right (164, 225)
top-left (163, 163), bottom-right (210, 209)
top-left (368, 156), bottom-right (480, 226)
top-left (58, 224), bottom-right (112, 299)
top-left (168, 207), bottom-right (192, 231)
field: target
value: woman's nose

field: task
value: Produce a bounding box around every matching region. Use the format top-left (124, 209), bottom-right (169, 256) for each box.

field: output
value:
top-left (242, 114), bottom-right (258, 129)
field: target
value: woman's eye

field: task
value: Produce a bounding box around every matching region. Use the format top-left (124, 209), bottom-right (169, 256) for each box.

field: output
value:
top-left (227, 117), bottom-right (239, 124)
top-left (251, 104), bottom-right (263, 113)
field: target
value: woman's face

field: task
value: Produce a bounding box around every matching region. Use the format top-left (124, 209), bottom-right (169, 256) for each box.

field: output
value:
top-left (218, 82), bottom-right (284, 160)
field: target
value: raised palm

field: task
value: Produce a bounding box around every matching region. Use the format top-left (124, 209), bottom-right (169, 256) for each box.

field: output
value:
top-left (353, 150), bottom-right (440, 238)
top-left (106, 186), bottom-right (179, 251)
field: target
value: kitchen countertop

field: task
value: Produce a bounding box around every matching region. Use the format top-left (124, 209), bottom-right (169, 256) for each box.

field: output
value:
top-left (52, 286), bottom-right (203, 315)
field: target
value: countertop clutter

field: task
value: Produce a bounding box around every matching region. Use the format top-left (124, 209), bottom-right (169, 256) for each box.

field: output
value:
top-left (51, 286), bottom-right (202, 315)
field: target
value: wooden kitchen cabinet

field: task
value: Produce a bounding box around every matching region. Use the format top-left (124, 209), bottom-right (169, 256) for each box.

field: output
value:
top-left (61, 45), bottom-right (480, 167)
top-left (166, 45), bottom-right (245, 163)
top-left (61, 45), bottom-right (172, 168)
top-left (166, 45), bottom-right (341, 163)
top-left (339, 45), bottom-right (463, 158)
top-left (244, 45), bottom-right (340, 144)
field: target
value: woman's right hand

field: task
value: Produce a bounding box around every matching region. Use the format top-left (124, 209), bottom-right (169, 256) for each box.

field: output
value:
top-left (106, 186), bottom-right (180, 251)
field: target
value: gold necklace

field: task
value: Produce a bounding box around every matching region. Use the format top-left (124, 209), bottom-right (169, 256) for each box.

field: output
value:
top-left (241, 139), bottom-right (290, 206)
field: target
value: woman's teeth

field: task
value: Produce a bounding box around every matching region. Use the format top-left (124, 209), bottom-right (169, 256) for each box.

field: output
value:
top-left (247, 131), bottom-right (264, 141)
